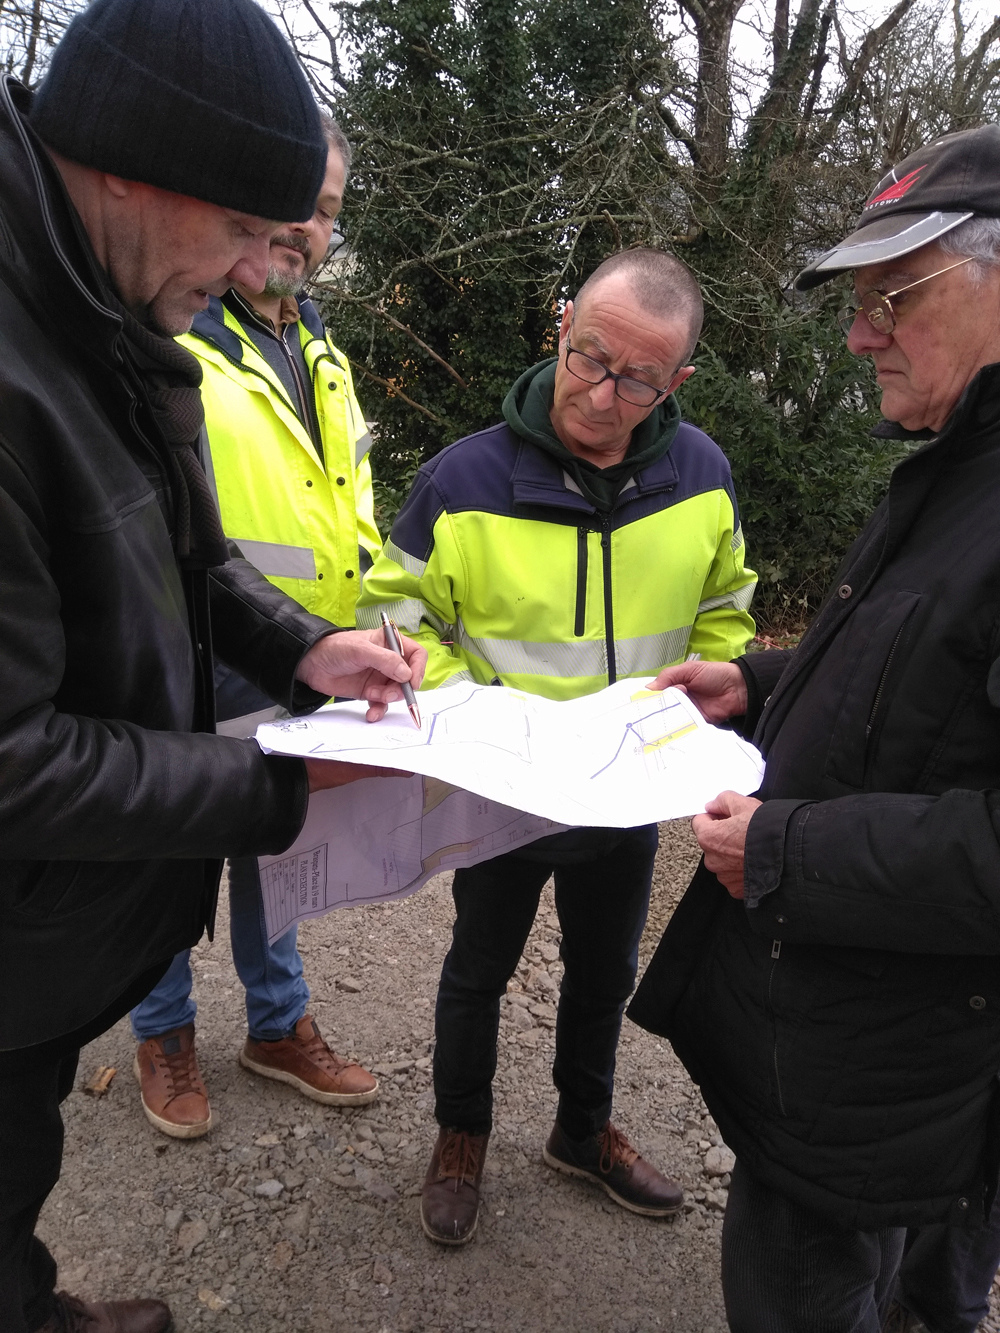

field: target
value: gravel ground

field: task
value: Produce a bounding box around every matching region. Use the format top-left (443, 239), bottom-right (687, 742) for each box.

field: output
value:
top-left (41, 821), bottom-right (1000, 1333)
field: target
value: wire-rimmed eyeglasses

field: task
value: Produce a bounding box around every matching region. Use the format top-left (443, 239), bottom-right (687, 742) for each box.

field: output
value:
top-left (564, 340), bottom-right (675, 407)
top-left (837, 256), bottom-right (975, 337)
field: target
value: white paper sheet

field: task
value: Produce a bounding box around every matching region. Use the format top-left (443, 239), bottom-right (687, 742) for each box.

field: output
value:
top-left (257, 775), bottom-right (565, 943)
top-left (256, 680), bottom-right (764, 829)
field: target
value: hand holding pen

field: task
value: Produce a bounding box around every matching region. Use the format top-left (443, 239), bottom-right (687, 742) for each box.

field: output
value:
top-left (380, 610), bottom-right (422, 729)
top-left (294, 626), bottom-right (426, 724)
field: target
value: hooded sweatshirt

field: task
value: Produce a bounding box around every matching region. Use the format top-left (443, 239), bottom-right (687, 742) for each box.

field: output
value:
top-left (502, 358), bottom-right (681, 512)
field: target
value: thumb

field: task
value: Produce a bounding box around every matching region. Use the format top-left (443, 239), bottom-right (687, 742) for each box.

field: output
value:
top-left (704, 789), bottom-right (740, 818)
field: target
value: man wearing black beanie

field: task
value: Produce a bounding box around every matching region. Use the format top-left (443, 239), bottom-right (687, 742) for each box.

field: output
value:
top-left (0, 2), bottom-right (424, 1332)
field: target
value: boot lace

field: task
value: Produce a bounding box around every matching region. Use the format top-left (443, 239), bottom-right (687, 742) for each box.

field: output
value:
top-left (597, 1122), bottom-right (639, 1175)
top-left (154, 1041), bottom-right (204, 1100)
top-left (438, 1130), bottom-right (485, 1185)
top-left (295, 1020), bottom-right (351, 1074)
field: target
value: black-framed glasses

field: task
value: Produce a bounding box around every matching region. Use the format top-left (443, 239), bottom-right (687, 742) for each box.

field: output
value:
top-left (564, 340), bottom-right (674, 407)
top-left (836, 256), bottom-right (975, 337)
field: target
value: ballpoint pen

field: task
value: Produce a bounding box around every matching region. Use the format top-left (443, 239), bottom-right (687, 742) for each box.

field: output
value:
top-left (379, 609), bottom-right (422, 729)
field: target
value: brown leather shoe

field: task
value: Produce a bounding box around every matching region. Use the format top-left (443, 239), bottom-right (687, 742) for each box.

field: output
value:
top-left (239, 1014), bottom-right (378, 1106)
top-left (34, 1289), bottom-right (172, 1332)
top-left (420, 1126), bottom-right (489, 1246)
top-left (133, 1024), bottom-right (212, 1139)
top-left (543, 1120), bottom-right (683, 1217)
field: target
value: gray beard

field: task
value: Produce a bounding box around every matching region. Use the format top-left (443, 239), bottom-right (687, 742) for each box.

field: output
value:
top-left (262, 264), bottom-right (305, 299)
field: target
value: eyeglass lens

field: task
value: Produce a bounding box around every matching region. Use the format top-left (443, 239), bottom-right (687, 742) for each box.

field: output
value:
top-left (566, 348), bottom-right (663, 406)
top-left (861, 291), bottom-right (894, 332)
top-left (836, 292), bottom-right (895, 337)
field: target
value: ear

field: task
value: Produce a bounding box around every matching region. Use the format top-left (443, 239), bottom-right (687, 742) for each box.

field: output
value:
top-left (558, 300), bottom-right (574, 349)
top-left (667, 365), bottom-right (696, 395)
top-left (103, 174), bottom-right (131, 200)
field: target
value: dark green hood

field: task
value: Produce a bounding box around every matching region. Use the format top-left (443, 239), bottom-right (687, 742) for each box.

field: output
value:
top-left (502, 358), bottom-right (681, 512)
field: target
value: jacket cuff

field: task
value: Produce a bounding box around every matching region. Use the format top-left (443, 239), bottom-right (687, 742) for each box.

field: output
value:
top-left (733, 649), bottom-right (794, 735)
top-left (743, 798), bottom-right (813, 909)
top-left (252, 754), bottom-right (311, 854)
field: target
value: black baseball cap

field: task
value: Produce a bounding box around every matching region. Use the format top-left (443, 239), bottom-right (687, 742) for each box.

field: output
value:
top-left (795, 124), bottom-right (1000, 291)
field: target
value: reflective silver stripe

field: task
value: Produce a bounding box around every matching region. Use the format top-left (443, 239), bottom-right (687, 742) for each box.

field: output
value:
top-left (616, 627), bottom-right (692, 674)
top-left (458, 624), bottom-right (696, 679)
top-left (731, 524), bottom-right (744, 552)
top-left (697, 582), bottom-right (756, 615)
top-left (384, 540), bottom-right (428, 578)
top-left (441, 670), bottom-right (475, 686)
top-left (234, 539), bottom-right (316, 580)
top-left (356, 598), bottom-right (448, 637)
top-left (459, 625), bottom-right (606, 678)
top-left (355, 430), bottom-right (373, 465)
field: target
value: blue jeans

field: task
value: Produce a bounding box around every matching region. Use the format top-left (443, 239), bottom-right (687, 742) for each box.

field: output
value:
top-left (895, 1196), bottom-right (1000, 1333)
top-left (130, 855), bottom-right (310, 1042)
top-left (433, 824), bottom-right (657, 1140)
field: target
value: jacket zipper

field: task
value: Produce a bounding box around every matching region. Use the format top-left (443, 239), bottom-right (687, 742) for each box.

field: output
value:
top-left (866, 622), bottom-right (907, 737)
top-left (574, 526), bottom-right (588, 636)
top-left (280, 326), bottom-right (322, 457)
top-left (601, 515), bottom-right (616, 684)
top-left (767, 940), bottom-right (786, 1116)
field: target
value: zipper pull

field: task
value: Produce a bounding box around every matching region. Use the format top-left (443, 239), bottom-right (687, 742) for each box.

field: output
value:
top-left (771, 940), bottom-right (781, 959)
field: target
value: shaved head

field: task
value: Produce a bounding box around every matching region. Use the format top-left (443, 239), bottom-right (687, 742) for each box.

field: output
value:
top-left (575, 249), bottom-right (704, 360)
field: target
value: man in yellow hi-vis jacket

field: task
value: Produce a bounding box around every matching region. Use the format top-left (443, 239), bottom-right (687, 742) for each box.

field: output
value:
top-left (358, 248), bottom-right (756, 1246)
top-left (130, 121), bottom-right (383, 1138)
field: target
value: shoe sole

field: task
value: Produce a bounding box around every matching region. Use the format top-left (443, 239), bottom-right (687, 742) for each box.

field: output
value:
top-left (238, 1049), bottom-right (379, 1106)
top-left (419, 1203), bottom-right (478, 1246)
top-left (132, 1056), bottom-right (213, 1140)
top-left (542, 1146), bottom-right (683, 1218)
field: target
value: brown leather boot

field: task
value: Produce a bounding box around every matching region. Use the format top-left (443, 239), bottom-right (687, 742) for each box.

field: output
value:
top-left (33, 1289), bottom-right (172, 1332)
top-left (133, 1023), bottom-right (212, 1139)
top-left (240, 1014), bottom-right (378, 1106)
top-left (420, 1126), bottom-right (489, 1246)
top-left (543, 1120), bottom-right (683, 1217)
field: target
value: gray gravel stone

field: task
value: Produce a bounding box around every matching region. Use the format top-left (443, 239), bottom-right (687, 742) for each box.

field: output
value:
top-left (40, 821), bottom-right (959, 1333)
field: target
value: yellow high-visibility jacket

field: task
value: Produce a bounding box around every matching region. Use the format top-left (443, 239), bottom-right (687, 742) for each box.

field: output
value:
top-left (357, 417), bottom-right (756, 700)
top-left (179, 295), bottom-right (381, 627)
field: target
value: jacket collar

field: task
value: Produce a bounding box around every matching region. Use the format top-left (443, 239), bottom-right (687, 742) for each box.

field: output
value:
top-left (189, 295), bottom-right (245, 364)
top-left (0, 78), bottom-right (123, 357)
top-left (190, 290), bottom-right (334, 362)
top-left (508, 427), bottom-right (680, 513)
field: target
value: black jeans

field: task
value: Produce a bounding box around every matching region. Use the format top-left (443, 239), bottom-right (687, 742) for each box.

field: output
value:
top-left (0, 964), bottom-right (168, 1333)
top-left (896, 1195), bottom-right (1000, 1333)
top-left (433, 824), bottom-right (658, 1140)
top-left (721, 1160), bottom-right (905, 1333)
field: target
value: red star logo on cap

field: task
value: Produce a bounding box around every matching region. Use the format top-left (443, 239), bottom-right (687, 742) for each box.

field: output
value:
top-left (866, 166), bottom-right (927, 207)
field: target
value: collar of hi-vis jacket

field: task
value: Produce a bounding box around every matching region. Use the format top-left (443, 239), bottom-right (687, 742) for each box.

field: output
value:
top-left (188, 293), bottom-right (347, 395)
top-left (507, 427), bottom-right (681, 515)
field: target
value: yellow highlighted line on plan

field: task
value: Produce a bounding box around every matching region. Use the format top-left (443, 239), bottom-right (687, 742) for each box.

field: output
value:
top-left (643, 722), bottom-right (699, 752)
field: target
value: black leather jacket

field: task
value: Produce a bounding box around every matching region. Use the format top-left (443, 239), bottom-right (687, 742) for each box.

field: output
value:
top-left (632, 363), bottom-right (1000, 1230)
top-left (0, 78), bottom-right (332, 1049)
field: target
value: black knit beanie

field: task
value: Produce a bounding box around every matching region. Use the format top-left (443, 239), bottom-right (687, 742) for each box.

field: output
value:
top-left (30, 0), bottom-right (325, 222)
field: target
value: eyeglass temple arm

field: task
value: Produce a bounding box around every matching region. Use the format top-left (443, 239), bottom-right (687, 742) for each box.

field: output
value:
top-left (884, 255), bottom-right (975, 299)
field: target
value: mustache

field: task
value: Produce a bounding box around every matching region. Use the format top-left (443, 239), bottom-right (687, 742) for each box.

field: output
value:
top-left (270, 232), bottom-right (309, 258)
